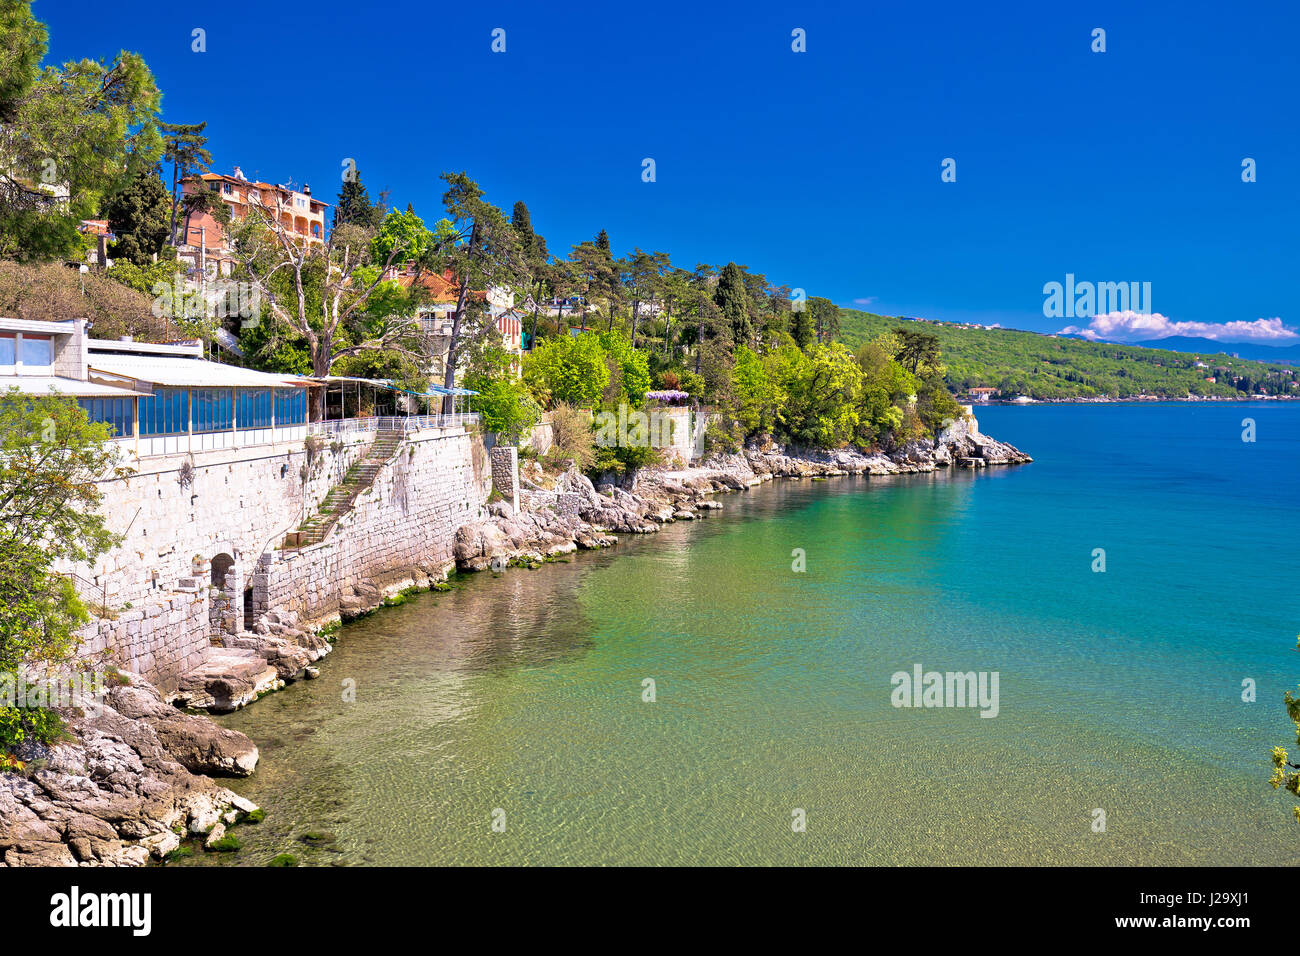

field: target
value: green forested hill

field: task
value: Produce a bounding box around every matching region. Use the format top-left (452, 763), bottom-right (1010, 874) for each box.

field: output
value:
top-left (837, 309), bottom-right (1300, 400)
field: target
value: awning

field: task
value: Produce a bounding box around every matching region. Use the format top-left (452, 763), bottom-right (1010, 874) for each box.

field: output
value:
top-left (0, 375), bottom-right (149, 398)
top-left (88, 355), bottom-right (307, 389)
top-left (307, 377), bottom-right (478, 398)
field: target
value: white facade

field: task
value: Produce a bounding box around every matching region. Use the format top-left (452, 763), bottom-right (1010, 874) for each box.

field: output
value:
top-left (0, 318), bottom-right (312, 460)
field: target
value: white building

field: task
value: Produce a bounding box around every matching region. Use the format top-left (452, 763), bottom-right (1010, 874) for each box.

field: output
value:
top-left (0, 317), bottom-right (311, 459)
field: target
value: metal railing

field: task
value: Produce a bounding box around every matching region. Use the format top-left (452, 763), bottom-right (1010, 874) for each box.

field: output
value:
top-left (308, 413), bottom-right (479, 437)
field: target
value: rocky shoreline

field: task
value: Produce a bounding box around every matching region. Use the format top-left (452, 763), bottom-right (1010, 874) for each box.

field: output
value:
top-left (0, 678), bottom-right (261, 866)
top-left (0, 419), bottom-right (1028, 867)
top-left (454, 417), bottom-right (1030, 569)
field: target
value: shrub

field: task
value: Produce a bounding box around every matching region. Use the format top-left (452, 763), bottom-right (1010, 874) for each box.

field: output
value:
top-left (0, 697), bottom-right (64, 753)
top-left (546, 403), bottom-right (595, 469)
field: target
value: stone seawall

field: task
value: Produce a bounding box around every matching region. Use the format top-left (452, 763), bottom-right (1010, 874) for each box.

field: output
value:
top-left (67, 425), bottom-right (491, 692)
top-left (78, 591), bottom-right (209, 692)
top-left (253, 429), bottom-right (490, 628)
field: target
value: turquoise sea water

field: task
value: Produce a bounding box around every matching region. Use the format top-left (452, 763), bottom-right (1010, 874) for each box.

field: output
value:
top-left (194, 402), bottom-right (1300, 866)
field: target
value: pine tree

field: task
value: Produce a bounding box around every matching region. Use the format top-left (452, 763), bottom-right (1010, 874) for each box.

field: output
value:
top-left (810, 297), bottom-right (841, 344)
top-left (102, 167), bottom-right (172, 266)
top-left (512, 201), bottom-right (533, 242)
top-left (334, 169), bottom-right (382, 230)
top-left (159, 121), bottom-right (212, 246)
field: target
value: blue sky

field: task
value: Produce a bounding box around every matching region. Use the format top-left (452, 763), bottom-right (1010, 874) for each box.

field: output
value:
top-left (38, 0), bottom-right (1300, 342)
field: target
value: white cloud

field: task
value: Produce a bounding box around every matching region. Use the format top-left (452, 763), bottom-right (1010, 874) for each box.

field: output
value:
top-left (1059, 311), bottom-right (1298, 344)
top-left (852, 296), bottom-right (877, 307)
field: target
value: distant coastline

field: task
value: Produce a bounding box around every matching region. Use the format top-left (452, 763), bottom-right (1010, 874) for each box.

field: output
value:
top-left (972, 394), bottom-right (1299, 406)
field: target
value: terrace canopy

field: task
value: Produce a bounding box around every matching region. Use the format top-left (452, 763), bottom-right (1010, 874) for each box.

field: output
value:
top-left (1, 376), bottom-right (148, 398)
top-left (305, 377), bottom-right (478, 420)
top-left (393, 383), bottom-right (478, 416)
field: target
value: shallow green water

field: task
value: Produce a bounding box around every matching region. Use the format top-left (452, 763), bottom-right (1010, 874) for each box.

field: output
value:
top-left (191, 403), bottom-right (1300, 866)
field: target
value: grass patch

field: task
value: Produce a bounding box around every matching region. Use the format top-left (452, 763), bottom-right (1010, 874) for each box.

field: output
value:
top-left (268, 853), bottom-right (299, 867)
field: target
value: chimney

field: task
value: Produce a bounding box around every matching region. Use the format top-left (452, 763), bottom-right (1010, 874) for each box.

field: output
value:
top-left (303, 184), bottom-right (311, 196)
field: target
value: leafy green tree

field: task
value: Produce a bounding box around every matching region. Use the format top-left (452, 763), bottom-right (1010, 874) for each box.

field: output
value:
top-left (367, 207), bottom-right (433, 266)
top-left (0, 392), bottom-right (127, 746)
top-left (158, 120), bottom-right (211, 246)
top-left (1270, 636), bottom-right (1300, 823)
top-left (0, 2), bottom-right (162, 261)
top-left (523, 333), bottom-right (610, 408)
top-left (775, 342), bottom-right (862, 447)
top-left (853, 337), bottom-right (914, 443)
top-left (466, 349), bottom-right (542, 443)
top-left (102, 166), bottom-right (171, 266)
top-left (732, 345), bottom-right (783, 435)
top-left (597, 330), bottom-right (651, 408)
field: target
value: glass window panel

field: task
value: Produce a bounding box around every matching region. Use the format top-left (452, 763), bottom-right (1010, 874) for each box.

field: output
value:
top-left (18, 337), bottom-right (51, 367)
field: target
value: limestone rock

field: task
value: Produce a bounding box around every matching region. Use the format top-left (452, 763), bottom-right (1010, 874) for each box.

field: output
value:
top-left (0, 677), bottom-right (261, 868)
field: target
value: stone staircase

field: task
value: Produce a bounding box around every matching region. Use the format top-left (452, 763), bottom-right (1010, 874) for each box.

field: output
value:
top-left (284, 430), bottom-right (404, 549)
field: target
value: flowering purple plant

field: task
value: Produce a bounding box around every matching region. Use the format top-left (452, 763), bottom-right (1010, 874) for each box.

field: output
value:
top-left (645, 389), bottom-right (690, 404)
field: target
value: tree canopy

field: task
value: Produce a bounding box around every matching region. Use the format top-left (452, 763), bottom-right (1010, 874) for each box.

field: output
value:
top-left (0, 1), bottom-right (161, 261)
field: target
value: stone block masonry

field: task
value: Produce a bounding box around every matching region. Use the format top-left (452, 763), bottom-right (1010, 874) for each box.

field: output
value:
top-left (490, 445), bottom-right (519, 512)
top-left (78, 591), bottom-right (209, 694)
top-left (67, 425), bottom-right (491, 692)
top-left (253, 429), bottom-right (490, 627)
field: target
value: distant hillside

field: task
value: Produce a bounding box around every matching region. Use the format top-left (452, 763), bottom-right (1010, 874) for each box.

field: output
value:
top-left (837, 309), bottom-right (1300, 400)
top-left (1073, 335), bottom-right (1300, 365)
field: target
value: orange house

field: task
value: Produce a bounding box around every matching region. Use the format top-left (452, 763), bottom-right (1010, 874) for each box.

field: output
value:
top-left (178, 166), bottom-right (329, 277)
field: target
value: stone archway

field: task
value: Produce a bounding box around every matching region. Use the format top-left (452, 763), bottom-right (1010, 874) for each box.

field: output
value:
top-left (209, 552), bottom-right (243, 635)
top-left (211, 553), bottom-right (235, 589)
